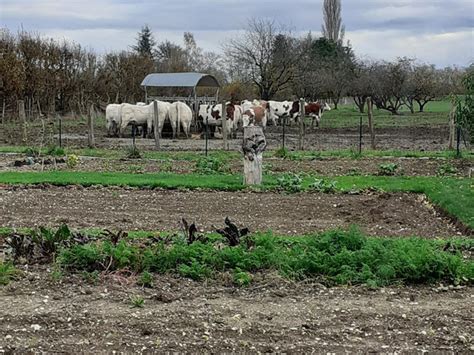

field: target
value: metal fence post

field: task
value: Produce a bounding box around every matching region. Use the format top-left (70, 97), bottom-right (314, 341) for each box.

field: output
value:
top-left (222, 100), bottom-right (227, 150)
top-left (57, 114), bottom-right (62, 148)
top-left (298, 98), bottom-right (305, 150)
top-left (359, 116), bottom-right (363, 155)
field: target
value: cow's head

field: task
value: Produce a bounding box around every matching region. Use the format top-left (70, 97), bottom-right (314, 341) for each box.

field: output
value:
top-left (323, 102), bottom-right (331, 112)
top-left (289, 100), bottom-right (301, 121)
top-left (226, 103), bottom-right (235, 120)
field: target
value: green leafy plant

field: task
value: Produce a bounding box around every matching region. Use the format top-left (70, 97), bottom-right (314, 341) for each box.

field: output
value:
top-left (130, 295), bottom-right (144, 308)
top-left (127, 165), bottom-right (144, 174)
top-left (24, 147), bottom-right (40, 158)
top-left (277, 173), bottom-right (303, 193)
top-left (160, 160), bottom-right (173, 172)
top-left (81, 270), bottom-right (99, 284)
top-left (47, 145), bottom-right (65, 157)
top-left (347, 167), bottom-right (362, 176)
top-left (309, 178), bottom-right (337, 193)
top-left (233, 269), bottom-right (252, 286)
top-left (378, 163), bottom-right (399, 176)
top-left (437, 163), bottom-right (458, 176)
top-left (274, 147), bottom-right (289, 158)
top-left (50, 265), bottom-right (64, 282)
top-left (138, 271), bottom-right (153, 288)
top-left (195, 156), bottom-right (228, 174)
top-left (0, 262), bottom-right (21, 286)
top-left (125, 146), bottom-right (142, 159)
top-left (66, 154), bottom-right (79, 169)
top-left (178, 261), bottom-right (212, 281)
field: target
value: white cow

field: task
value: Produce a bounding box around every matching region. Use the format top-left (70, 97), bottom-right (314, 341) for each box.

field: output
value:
top-left (267, 100), bottom-right (293, 125)
top-left (169, 101), bottom-right (192, 138)
top-left (120, 101), bottom-right (169, 138)
top-left (105, 104), bottom-right (122, 136)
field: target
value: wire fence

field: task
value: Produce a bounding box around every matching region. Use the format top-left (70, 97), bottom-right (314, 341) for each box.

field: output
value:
top-left (0, 102), bottom-right (469, 155)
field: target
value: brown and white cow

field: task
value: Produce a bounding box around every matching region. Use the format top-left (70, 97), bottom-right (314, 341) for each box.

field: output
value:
top-left (290, 100), bottom-right (331, 128)
top-left (242, 105), bottom-right (267, 128)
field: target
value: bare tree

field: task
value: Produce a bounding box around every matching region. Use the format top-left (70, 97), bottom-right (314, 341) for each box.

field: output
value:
top-left (372, 58), bottom-right (412, 115)
top-left (224, 18), bottom-right (296, 100)
top-left (322, 0), bottom-right (345, 44)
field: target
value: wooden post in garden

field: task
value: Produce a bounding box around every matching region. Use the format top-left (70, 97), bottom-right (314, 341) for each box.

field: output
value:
top-left (87, 104), bottom-right (95, 148)
top-left (367, 97), bottom-right (376, 150)
top-left (448, 98), bottom-right (456, 150)
top-left (221, 100), bottom-right (228, 150)
top-left (1, 98), bottom-right (5, 124)
top-left (153, 100), bottom-right (160, 150)
top-left (18, 100), bottom-right (27, 144)
top-left (298, 98), bottom-right (305, 150)
top-left (242, 125), bottom-right (267, 185)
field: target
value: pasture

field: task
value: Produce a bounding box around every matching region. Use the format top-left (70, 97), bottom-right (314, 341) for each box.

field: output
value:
top-left (1, 99), bottom-right (473, 352)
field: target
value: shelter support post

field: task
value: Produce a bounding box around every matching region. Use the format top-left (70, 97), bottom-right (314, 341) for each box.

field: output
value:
top-left (154, 100), bottom-right (160, 150)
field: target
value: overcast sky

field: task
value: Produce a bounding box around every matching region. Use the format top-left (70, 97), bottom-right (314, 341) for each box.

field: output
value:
top-left (1, 0), bottom-right (473, 67)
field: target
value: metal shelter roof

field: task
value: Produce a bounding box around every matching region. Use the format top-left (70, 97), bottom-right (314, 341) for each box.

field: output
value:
top-left (141, 72), bottom-right (220, 88)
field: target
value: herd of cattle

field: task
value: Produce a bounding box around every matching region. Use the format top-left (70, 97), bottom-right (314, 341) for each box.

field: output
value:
top-left (105, 99), bottom-right (332, 138)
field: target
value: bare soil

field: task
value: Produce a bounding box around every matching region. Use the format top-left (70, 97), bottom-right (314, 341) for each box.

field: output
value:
top-left (0, 186), bottom-right (464, 237)
top-left (1, 266), bottom-right (473, 353)
top-left (1, 153), bottom-right (472, 177)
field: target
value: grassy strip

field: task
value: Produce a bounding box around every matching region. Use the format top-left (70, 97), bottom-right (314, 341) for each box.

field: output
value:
top-left (1, 145), bottom-right (471, 160)
top-left (274, 149), bottom-right (473, 160)
top-left (0, 171), bottom-right (472, 229)
top-left (0, 171), bottom-right (245, 190)
top-left (56, 228), bottom-right (473, 287)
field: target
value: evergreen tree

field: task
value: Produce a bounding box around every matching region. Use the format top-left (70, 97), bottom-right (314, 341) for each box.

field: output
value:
top-left (132, 25), bottom-right (156, 57)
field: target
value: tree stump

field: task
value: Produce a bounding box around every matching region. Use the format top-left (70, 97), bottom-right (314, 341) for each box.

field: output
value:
top-left (243, 125), bottom-right (266, 185)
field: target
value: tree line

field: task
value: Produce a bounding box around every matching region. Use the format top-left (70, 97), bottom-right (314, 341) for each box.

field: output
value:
top-left (0, 20), bottom-right (469, 120)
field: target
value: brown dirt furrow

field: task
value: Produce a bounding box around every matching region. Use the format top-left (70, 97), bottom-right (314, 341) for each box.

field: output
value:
top-left (0, 269), bottom-right (473, 352)
top-left (0, 186), bottom-right (463, 237)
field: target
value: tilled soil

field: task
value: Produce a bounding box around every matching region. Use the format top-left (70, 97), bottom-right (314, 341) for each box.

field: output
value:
top-left (0, 186), bottom-right (463, 237)
top-left (1, 267), bottom-right (473, 353)
top-left (1, 154), bottom-right (472, 177)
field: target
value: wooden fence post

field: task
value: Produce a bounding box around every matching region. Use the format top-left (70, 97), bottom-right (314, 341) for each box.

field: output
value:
top-left (222, 100), bottom-right (228, 150)
top-left (243, 125), bottom-right (267, 185)
top-left (153, 100), bottom-right (160, 150)
top-left (18, 100), bottom-right (27, 144)
top-left (367, 97), bottom-right (376, 150)
top-left (1, 98), bottom-right (5, 124)
top-left (298, 98), bottom-right (305, 150)
top-left (88, 104), bottom-right (95, 148)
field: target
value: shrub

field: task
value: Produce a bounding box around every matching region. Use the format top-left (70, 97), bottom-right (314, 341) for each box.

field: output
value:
top-left (378, 163), bottom-right (398, 176)
top-left (277, 173), bottom-right (303, 193)
top-left (66, 154), bottom-right (79, 169)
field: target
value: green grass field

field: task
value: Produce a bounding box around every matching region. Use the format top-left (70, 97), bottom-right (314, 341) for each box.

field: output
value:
top-left (320, 99), bottom-right (451, 129)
